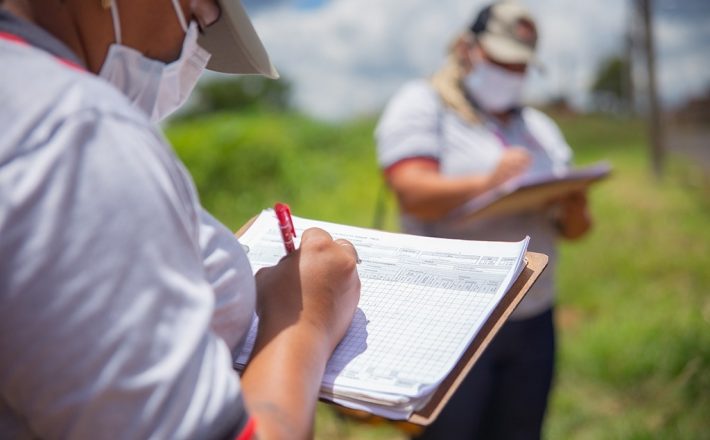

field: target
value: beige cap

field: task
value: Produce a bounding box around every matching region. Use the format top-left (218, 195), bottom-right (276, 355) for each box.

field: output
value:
top-left (470, 1), bottom-right (538, 64)
top-left (197, 0), bottom-right (279, 78)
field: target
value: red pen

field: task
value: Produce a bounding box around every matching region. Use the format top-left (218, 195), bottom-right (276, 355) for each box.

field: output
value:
top-left (274, 202), bottom-right (296, 254)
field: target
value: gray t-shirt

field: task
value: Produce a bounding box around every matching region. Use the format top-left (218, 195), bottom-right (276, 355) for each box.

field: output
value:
top-left (0, 13), bottom-right (254, 439)
top-left (375, 80), bottom-right (572, 320)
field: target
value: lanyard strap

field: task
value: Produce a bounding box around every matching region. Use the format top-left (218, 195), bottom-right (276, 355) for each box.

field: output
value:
top-left (490, 125), bottom-right (510, 149)
top-left (487, 118), bottom-right (546, 154)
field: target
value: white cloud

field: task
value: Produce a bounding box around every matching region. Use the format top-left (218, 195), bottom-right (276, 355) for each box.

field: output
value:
top-left (655, 16), bottom-right (710, 106)
top-left (522, 0), bottom-right (629, 105)
top-left (240, 0), bottom-right (709, 120)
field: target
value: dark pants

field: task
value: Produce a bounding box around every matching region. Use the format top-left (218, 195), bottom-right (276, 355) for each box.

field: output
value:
top-left (416, 308), bottom-right (556, 440)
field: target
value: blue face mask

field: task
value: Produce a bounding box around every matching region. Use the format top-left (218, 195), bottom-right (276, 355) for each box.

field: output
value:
top-left (98, 0), bottom-right (211, 123)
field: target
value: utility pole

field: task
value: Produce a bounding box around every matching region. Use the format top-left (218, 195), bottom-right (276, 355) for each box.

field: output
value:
top-left (624, 4), bottom-right (635, 115)
top-left (638, 0), bottom-right (665, 178)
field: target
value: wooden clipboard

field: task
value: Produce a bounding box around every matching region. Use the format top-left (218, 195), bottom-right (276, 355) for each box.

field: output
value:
top-left (235, 218), bottom-right (548, 427)
top-left (409, 251), bottom-right (547, 425)
top-left (451, 163), bottom-right (611, 224)
top-left (327, 252), bottom-right (548, 428)
top-left (465, 179), bottom-right (607, 223)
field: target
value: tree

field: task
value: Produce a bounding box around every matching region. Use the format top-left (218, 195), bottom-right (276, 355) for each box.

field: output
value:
top-left (590, 55), bottom-right (633, 114)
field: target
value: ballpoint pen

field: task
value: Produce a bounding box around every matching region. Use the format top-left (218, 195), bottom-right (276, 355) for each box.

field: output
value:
top-left (274, 202), bottom-right (296, 254)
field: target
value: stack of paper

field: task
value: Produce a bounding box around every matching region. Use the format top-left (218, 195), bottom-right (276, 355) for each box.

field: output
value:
top-left (235, 210), bottom-right (529, 420)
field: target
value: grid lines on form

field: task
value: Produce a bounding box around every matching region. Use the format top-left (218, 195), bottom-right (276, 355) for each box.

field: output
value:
top-left (326, 274), bottom-right (497, 393)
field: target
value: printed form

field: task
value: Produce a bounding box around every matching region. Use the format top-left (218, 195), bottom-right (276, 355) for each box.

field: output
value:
top-left (236, 210), bottom-right (529, 419)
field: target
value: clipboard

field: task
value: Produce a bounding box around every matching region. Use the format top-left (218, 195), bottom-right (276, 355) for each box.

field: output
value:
top-left (449, 162), bottom-right (611, 224)
top-left (409, 251), bottom-right (547, 425)
top-left (236, 218), bottom-right (548, 426)
top-left (326, 252), bottom-right (548, 427)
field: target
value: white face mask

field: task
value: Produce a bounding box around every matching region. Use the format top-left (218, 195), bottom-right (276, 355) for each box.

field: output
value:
top-left (463, 58), bottom-right (526, 113)
top-left (99, 0), bottom-right (211, 123)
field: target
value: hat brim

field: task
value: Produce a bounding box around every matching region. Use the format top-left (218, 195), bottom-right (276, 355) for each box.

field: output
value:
top-left (479, 33), bottom-right (534, 65)
top-left (197, 0), bottom-right (279, 79)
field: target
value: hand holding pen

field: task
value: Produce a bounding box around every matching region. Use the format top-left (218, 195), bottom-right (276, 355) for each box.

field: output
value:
top-left (247, 207), bottom-right (362, 438)
top-left (253, 203), bottom-right (362, 357)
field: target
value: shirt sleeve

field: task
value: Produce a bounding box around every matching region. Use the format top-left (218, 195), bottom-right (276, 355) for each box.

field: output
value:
top-left (198, 208), bottom-right (256, 353)
top-left (375, 80), bottom-right (443, 169)
top-left (0, 111), bottom-right (248, 439)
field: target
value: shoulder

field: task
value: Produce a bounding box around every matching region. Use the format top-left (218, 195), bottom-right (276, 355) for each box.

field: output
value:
top-left (521, 107), bottom-right (561, 131)
top-left (0, 42), bottom-right (196, 251)
top-left (521, 107), bottom-right (567, 144)
top-left (377, 79), bottom-right (442, 132)
top-left (0, 40), bottom-right (148, 162)
top-left (375, 80), bottom-right (446, 167)
top-left (386, 79), bottom-right (441, 112)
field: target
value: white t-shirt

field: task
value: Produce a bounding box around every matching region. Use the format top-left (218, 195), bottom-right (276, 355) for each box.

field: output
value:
top-left (0, 20), bottom-right (255, 440)
top-left (375, 80), bottom-right (573, 320)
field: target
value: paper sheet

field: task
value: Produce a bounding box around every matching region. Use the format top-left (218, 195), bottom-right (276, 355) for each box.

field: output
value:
top-left (236, 210), bottom-right (529, 417)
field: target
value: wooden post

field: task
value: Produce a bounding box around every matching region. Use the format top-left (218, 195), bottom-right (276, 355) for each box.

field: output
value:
top-left (639, 0), bottom-right (664, 178)
top-left (624, 4), bottom-right (635, 115)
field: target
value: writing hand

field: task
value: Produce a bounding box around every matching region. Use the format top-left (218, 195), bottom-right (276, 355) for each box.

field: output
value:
top-left (254, 227), bottom-right (361, 353)
top-left (488, 147), bottom-right (531, 187)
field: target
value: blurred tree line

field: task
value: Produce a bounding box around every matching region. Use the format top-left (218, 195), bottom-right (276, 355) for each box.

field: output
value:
top-left (590, 55), bottom-right (633, 114)
top-left (180, 75), bottom-right (293, 118)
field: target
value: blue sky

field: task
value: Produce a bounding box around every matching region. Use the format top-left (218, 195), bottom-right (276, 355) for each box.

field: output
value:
top-left (235, 0), bottom-right (710, 120)
top-left (293, 0), bottom-right (327, 11)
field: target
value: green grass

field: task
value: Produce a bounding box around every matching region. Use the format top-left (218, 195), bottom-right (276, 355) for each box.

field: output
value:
top-left (167, 111), bottom-right (391, 231)
top-left (165, 111), bottom-right (709, 439)
top-left (549, 114), bottom-right (710, 439)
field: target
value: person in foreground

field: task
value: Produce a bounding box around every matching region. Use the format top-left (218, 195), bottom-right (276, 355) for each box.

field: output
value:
top-left (0, 1), bottom-right (360, 439)
top-left (375, 1), bottom-right (591, 438)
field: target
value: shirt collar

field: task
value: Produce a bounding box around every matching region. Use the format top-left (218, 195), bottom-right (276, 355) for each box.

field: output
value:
top-left (0, 9), bottom-right (85, 67)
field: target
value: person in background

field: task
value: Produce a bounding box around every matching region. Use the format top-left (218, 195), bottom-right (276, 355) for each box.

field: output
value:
top-left (0, 1), bottom-right (360, 439)
top-left (375, 1), bottom-right (591, 438)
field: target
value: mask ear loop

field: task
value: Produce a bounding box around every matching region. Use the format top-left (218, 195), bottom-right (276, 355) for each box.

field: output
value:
top-left (170, 0), bottom-right (189, 33)
top-left (108, 0), bottom-right (122, 44)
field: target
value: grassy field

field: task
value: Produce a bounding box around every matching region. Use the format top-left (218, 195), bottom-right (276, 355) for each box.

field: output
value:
top-left (166, 111), bottom-right (709, 439)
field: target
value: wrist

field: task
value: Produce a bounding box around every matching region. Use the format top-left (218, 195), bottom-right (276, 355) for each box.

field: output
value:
top-left (466, 174), bottom-right (495, 198)
top-left (254, 316), bottom-right (333, 365)
top-left (482, 173), bottom-right (496, 191)
top-left (242, 320), bottom-right (330, 440)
